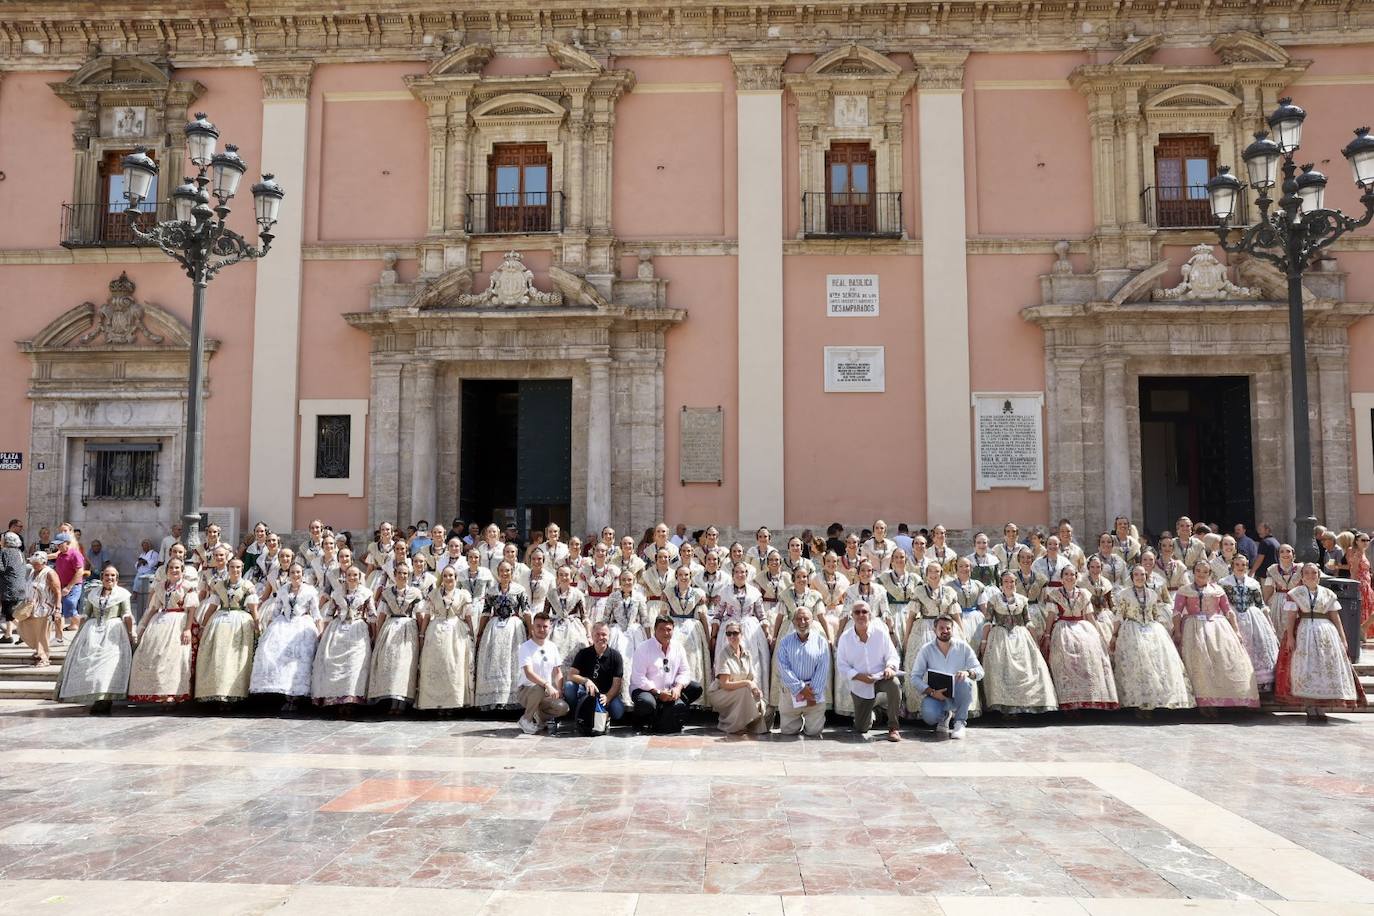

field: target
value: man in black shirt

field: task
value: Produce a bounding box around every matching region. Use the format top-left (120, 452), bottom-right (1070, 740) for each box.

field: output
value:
top-left (1255, 522), bottom-right (1281, 577)
top-left (564, 620), bottom-right (626, 731)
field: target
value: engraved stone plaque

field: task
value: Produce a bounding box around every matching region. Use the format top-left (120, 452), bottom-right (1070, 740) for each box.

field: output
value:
top-left (973, 392), bottom-right (1045, 491)
top-left (833, 96), bottom-right (869, 128)
top-left (824, 346), bottom-right (885, 392)
top-left (827, 274), bottom-right (879, 316)
top-left (680, 406), bottom-right (723, 485)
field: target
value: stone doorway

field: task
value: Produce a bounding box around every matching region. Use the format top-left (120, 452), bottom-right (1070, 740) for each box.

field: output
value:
top-left (459, 379), bottom-right (572, 539)
top-left (1138, 376), bottom-right (1255, 540)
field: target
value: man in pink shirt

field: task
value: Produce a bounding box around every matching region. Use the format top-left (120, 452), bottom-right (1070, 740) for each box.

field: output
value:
top-left (51, 533), bottom-right (86, 640)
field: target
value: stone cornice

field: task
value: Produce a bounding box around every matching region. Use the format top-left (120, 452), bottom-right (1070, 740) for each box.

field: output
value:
top-left (3, 5), bottom-right (1365, 72)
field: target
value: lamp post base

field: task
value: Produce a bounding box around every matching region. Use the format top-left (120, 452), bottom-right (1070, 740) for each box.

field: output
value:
top-left (1293, 514), bottom-right (1318, 565)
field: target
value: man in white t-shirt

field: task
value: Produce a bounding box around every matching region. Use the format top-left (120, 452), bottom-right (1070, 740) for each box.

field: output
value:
top-left (517, 612), bottom-right (570, 734)
top-left (159, 523), bottom-right (183, 565)
top-left (835, 600), bottom-right (902, 742)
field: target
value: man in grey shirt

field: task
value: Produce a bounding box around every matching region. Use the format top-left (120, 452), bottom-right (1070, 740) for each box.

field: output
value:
top-left (911, 614), bottom-right (983, 740)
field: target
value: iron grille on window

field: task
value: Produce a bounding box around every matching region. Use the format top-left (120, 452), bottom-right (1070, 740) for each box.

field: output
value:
top-left (315, 415), bottom-right (351, 479)
top-left (82, 443), bottom-right (160, 506)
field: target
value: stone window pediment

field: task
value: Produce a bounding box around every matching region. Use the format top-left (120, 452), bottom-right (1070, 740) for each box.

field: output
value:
top-left (406, 44), bottom-right (633, 279)
top-left (51, 56), bottom-right (205, 247)
top-left (1144, 84), bottom-right (1242, 112)
top-left (18, 272), bottom-right (208, 355)
top-left (785, 44), bottom-right (915, 240)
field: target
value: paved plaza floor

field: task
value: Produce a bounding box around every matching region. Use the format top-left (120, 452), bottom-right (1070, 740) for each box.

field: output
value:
top-left (0, 701), bottom-right (1371, 914)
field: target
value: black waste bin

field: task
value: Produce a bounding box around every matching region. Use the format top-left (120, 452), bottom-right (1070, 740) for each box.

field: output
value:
top-left (1321, 576), bottom-right (1363, 663)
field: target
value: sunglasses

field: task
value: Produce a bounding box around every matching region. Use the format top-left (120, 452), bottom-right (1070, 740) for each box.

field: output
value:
top-left (726, 630), bottom-right (742, 637)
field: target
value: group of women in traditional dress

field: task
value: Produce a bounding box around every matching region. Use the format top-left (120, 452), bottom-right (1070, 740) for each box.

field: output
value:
top-left (49, 517), bottom-right (1364, 725)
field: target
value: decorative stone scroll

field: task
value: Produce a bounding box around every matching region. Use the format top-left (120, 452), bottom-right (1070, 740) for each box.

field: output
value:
top-left (973, 392), bottom-right (1045, 491)
top-left (679, 407), bottom-right (724, 485)
top-left (1152, 244), bottom-right (1259, 301)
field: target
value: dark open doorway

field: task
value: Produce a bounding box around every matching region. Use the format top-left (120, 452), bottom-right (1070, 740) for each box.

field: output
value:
top-left (459, 379), bottom-right (572, 540)
top-left (1139, 376), bottom-right (1255, 540)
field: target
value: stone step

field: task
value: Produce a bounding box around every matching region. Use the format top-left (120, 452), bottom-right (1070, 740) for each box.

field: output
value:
top-left (0, 680), bottom-right (56, 700)
top-left (0, 663), bottom-right (62, 681)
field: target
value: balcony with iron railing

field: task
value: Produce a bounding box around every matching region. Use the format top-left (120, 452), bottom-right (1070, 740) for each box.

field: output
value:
top-left (60, 200), bottom-right (168, 248)
top-left (465, 191), bottom-right (564, 235)
top-left (1140, 185), bottom-right (1250, 230)
top-left (801, 191), bottom-right (903, 239)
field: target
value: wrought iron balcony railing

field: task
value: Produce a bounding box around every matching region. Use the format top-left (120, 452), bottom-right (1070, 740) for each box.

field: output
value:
top-left (61, 201), bottom-right (169, 248)
top-left (466, 191), bottom-right (564, 234)
top-left (801, 191), bottom-right (903, 238)
top-left (1141, 185), bottom-right (1250, 230)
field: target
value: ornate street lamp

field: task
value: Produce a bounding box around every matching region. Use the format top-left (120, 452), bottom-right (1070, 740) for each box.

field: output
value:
top-left (1206, 102), bottom-right (1374, 561)
top-left (121, 113), bottom-right (285, 552)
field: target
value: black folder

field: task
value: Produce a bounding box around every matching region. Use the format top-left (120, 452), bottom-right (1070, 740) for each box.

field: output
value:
top-left (926, 670), bottom-right (954, 693)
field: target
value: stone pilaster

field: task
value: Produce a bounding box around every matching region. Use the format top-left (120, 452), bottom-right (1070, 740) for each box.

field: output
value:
top-left (369, 362), bottom-right (403, 527)
top-left (915, 51), bottom-right (973, 528)
top-left (731, 50), bottom-right (787, 529)
top-left (248, 59), bottom-right (313, 532)
top-left (409, 360), bottom-right (438, 525)
top-left (1102, 358), bottom-right (1131, 524)
top-left (586, 357), bottom-right (612, 532)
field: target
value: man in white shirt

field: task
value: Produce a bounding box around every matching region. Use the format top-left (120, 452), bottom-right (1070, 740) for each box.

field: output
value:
top-left (893, 523), bottom-right (914, 557)
top-left (835, 600), bottom-right (902, 742)
top-left (516, 612), bottom-right (570, 734)
top-left (911, 614), bottom-right (983, 740)
top-left (629, 616), bottom-right (702, 732)
top-left (670, 523), bottom-right (688, 548)
top-left (159, 523), bottom-right (183, 565)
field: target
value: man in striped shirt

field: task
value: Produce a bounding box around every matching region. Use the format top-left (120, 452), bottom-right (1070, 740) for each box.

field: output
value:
top-left (775, 607), bottom-right (830, 738)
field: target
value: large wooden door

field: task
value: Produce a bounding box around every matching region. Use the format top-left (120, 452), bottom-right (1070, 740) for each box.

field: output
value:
top-left (1154, 135), bottom-right (1216, 228)
top-left (825, 142), bottom-right (874, 234)
top-left (488, 143), bottom-right (552, 232)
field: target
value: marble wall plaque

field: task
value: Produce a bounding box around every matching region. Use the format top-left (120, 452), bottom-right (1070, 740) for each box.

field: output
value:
top-left (973, 392), bottom-right (1045, 490)
top-left (680, 406), bottom-right (723, 484)
top-left (827, 274), bottom-right (879, 316)
top-left (824, 346), bottom-right (885, 392)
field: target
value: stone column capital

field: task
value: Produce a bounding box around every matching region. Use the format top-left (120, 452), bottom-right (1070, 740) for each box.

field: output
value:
top-left (914, 52), bottom-right (969, 92)
top-left (730, 51), bottom-right (788, 92)
top-left (258, 60), bottom-right (314, 101)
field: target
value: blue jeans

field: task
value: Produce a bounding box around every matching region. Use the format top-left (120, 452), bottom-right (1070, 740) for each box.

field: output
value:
top-left (919, 679), bottom-right (974, 725)
top-left (61, 588), bottom-right (80, 620)
top-left (563, 682), bottom-right (625, 722)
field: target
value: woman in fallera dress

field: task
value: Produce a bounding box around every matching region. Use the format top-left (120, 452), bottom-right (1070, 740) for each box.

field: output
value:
top-left (603, 569), bottom-right (648, 669)
top-left (128, 558), bottom-right (198, 704)
top-left (839, 533), bottom-right (863, 578)
top-left (55, 564), bottom-right (135, 713)
top-left (1041, 565), bottom-right (1119, 711)
top-left (753, 550), bottom-right (789, 627)
top-left (1173, 561), bottom-right (1259, 714)
top-left (523, 549), bottom-right (555, 620)
top-left (580, 543), bottom-right (620, 603)
top-left (881, 549), bottom-right (921, 644)
top-left (978, 571), bottom-right (1057, 715)
top-left (312, 564), bottom-right (375, 710)
top-left (1262, 544), bottom-right (1303, 636)
top-left (1010, 547), bottom-right (1049, 643)
top-left (947, 557), bottom-right (986, 646)
top-left (249, 561), bottom-right (323, 711)
top-left (782, 536), bottom-right (815, 584)
top-left (417, 564), bottom-right (475, 713)
top-left (966, 533), bottom-right (1000, 588)
top-left (194, 557), bottom-right (260, 706)
top-left (1083, 555), bottom-right (1117, 645)
top-left (664, 565), bottom-right (712, 705)
top-left (844, 559), bottom-right (893, 641)
top-left (862, 520), bottom-right (896, 573)
top-left (695, 549), bottom-right (730, 619)
top-left (1276, 563), bottom-right (1364, 720)
top-left (641, 548), bottom-right (675, 619)
top-left (368, 560), bottom-right (424, 712)
top-left (810, 551), bottom-right (850, 642)
top-left (545, 564), bottom-right (591, 663)
top-left (240, 522), bottom-right (269, 578)
top-left (1156, 537), bottom-right (1189, 592)
top-left (1218, 553), bottom-right (1279, 693)
top-left (1109, 565), bottom-right (1193, 715)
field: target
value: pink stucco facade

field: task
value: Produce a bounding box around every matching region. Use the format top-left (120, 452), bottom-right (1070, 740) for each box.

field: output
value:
top-left (3, 6), bottom-right (1373, 563)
